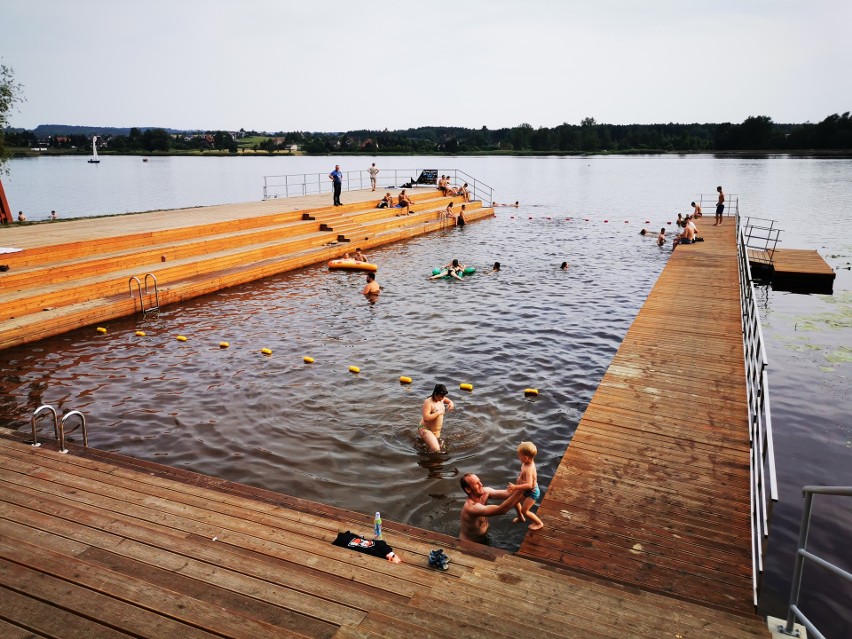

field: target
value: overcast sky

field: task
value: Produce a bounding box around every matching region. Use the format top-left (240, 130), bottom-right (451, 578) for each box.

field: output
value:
top-left (3, 0), bottom-right (850, 132)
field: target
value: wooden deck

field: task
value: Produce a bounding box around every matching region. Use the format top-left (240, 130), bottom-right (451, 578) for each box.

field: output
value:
top-left (0, 188), bottom-right (489, 351)
top-left (747, 248), bottom-right (835, 293)
top-left (519, 222), bottom-right (761, 617)
top-left (0, 433), bottom-right (770, 638)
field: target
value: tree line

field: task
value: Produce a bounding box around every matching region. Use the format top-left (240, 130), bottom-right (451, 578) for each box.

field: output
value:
top-left (4, 113), bottom-right (852, 156)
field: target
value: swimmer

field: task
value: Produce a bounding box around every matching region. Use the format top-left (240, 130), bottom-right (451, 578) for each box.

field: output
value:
top-left (353, 248), bottom-right (368, 263)
top-left (560, 261), bottom-right (568, 271)
top-left (362, 272), bottom-right (380, 298)
top-left (430, 259), bottom-right (466, 281)
top-left (417, 384), bottom-right (454, 453)
top-left (491, 262), bottom-right (501, 272)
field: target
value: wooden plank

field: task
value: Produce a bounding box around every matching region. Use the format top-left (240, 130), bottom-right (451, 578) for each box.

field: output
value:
top-left (519, 222), bottom-right (760, 617)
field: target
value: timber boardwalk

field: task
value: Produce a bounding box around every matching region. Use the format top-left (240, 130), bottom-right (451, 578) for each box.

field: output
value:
top-left (519, 222), bottom-right (758, 616)
top-left (0, 204), bottom-right (772, 637)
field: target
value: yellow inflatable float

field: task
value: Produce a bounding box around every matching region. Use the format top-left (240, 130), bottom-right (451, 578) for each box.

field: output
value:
top-left (328, 259), bottom-right (378, 272)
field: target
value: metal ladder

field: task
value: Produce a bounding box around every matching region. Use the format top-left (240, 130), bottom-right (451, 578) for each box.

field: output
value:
top-left (30, 405), bottom-right (88, 454)
top-left (129, 273), bottom-right (160, 314)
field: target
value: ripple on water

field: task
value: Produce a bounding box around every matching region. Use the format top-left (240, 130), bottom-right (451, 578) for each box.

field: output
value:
top-left (1, 206), bottom-right (670, 550)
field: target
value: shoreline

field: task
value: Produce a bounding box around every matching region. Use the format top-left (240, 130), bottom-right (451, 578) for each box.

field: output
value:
top-left (10, 148), bottom-right (852, 159)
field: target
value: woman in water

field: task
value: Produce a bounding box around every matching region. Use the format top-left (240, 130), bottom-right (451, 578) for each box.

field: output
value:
top-left (418, 384), bottom-right (454, 452)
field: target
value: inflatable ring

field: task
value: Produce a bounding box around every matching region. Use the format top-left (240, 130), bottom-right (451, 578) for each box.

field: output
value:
top-left (328, 259), bottom-right (378, 272)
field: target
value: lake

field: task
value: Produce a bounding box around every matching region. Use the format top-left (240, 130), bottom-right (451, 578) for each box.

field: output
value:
top-left (2, 154), bottom-right (850, 634)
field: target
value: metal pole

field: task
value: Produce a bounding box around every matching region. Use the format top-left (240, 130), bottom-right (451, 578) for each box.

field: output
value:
top-left (784, 491), bottom-right (813, 634)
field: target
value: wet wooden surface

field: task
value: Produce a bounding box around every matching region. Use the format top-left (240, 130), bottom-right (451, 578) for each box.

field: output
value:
top-left (0, 432), bottom-right (770, 638)
top-left (519, 222), bottom-right (761, 616)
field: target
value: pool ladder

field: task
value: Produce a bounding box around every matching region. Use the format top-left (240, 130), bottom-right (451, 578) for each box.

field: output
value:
top-left (29, 405), bottom-right (88, 454)
top-left (129, 273), bottom-right (160, 314)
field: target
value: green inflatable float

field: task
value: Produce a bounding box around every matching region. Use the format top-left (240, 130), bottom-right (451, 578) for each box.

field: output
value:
top-left (431, 266), bottom-right (476, 279)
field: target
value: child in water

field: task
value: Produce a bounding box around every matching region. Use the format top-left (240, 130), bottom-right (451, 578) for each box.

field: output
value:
top-left (508, 441), bottom-right (544, 530)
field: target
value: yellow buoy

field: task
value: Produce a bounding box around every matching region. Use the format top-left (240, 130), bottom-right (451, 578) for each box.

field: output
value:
top-left (303, 356), bottom-right (314, 363)
top-left (349, 365), bottom-right (361, 374)
top-left (261, 347), bottom-right (272, 355)
top-left (219, 341), bottom-right (230, 348)
top-left (135, 330), bottom-right (146, 337)
top-left (524, 388), bottom-right (540, 396)
top-left (96, 327), bottom-right (107, 334)
top-left (399, 376), bottom-right (412, 384)
top-left (460, 383), bottom-right (473, 391)
top-left (176, 335), bottom-right (187, 342)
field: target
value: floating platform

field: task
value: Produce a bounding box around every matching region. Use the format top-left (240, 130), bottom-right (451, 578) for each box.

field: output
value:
top-left (748, 248), bottom-right (835, 293)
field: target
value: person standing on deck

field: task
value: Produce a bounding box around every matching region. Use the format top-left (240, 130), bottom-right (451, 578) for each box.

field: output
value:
top-left (368, 163), bottom-right (379, 191)
top-left (330, 165), bottom-right (343, 206)
top-left (715, 186), bottom-right (725, 225)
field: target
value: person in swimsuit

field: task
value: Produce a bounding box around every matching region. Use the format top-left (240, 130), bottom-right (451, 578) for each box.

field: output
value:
top-left (508, 441), bottom-right (544, 531)
top-left (715, 186), bottom-right (725, 225)
top-left (429, 259), bottom-right (466, 281)
top-left (417, 383), bottom-right (454, 452)
top-left (457, 204), bottom-right (466, 227)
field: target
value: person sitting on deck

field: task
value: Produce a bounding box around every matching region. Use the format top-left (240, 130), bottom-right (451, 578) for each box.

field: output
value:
top-left (17, 211), bottom-right (26, 222)
top-left (458, 183), bottom-right (471, 202)
top-left (397, 190), bottom-right (414, 215)
top-left (377, 192), bottom-right (393, 209)
top-left (672, 221), bottom-right (696, 248)
top-left (438, 176), bottom-right (448, 195)
top-left (442, 202), bottom-right (456, 223)
top-left (691, 201), bottom-right (702, 218)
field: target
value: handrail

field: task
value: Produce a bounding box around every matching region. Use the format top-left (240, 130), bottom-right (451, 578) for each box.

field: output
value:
top-left (262, 167), bottom-right (494, 206)
top-left (29, 405), bottom-right (88, 453)
top-left (129, 276), bottom-right (144, 313)
top-left (736, 217), bottom-right (779, 607)
top-left (777, 486), bottom-right (852, 638)
top-left (58, 410), bottom-right (87, 454)
top-left (742, 216), bottom-right (783, 265)
top-left (144, 273), bottom-right (160, 312)
top-left (30, 404), bottom-right (59, 447)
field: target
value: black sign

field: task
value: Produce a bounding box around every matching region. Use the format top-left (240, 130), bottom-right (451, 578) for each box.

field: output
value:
top-left (416, 169), bottom-right (438, 185)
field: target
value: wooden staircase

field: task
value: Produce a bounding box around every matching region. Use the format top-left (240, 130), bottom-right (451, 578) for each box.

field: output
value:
top-left (0, 191), bottom-right (492, 351)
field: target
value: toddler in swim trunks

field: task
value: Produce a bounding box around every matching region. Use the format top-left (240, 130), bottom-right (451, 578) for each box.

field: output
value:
top-left (508, 441), bottom-right (544, 531)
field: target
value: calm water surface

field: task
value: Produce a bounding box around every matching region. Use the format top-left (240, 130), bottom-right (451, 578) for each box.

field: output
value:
top-left (2, 155), bottom-right (850, 633)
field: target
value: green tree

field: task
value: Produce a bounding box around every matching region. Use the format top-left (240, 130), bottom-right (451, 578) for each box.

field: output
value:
top-left (1, 64), bottom-right (25, 174)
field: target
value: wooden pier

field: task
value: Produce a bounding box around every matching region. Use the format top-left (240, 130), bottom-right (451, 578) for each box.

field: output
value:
top-left (747, 248), bottom-right (835, 293)
top-left (0, 189), bottom-right (490, 351)
top-left (0, 434), bottom-right (770, 638)
top-left (519, 221), bottom-right (760, 617)
top-left (0, 205), bottom-right (773, 637)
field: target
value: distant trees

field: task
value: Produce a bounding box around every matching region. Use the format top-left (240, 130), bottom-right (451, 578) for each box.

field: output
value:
top-left (1, 64), bottom-right (24, 173)
top-left (5, 112), bottom-right (852, 157)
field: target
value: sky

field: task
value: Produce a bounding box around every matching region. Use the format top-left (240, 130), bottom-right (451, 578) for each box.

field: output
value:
top-left (2, 0), bottom-right (850, 132)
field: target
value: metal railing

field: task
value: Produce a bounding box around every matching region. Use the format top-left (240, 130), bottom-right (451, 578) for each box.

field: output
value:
top-left (737, 218), bottom-right (779, 607)
top-left (698, 192), bottom-right (739, 218)
top-left (129, 273), bottom-right (160, 314)
top-left (29, 405), bottom-right (88, 453)
top-left (262, 168), bottom-right (494, 206)
top-left (777, 486), bottom-right (852, 638)
top-left (742, 216), bottom-right (783, 267)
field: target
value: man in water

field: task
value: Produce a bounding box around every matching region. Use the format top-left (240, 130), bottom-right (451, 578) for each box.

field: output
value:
top-left (459, 473), bottom-right (524, 543)
top-left (363, 273), bottom-right (380, 300)
top-left (353, 248), bottom-right (368, 263)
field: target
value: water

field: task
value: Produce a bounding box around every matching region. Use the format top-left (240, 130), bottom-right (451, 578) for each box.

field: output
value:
top-left (2, 155), bottom-right (850, 633)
